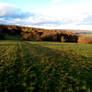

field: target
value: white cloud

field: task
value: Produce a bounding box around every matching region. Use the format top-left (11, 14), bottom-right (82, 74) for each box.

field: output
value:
top-left (51, 0), bottom-right (64, 4)
top-left (1, 1), bottom-right (92, 30)
top-left (29, 1), bottom-right (92, 30)
top-left (0, 2), bottom-right (17, 17)
top-left (42, 2), bottom-right (92, 19)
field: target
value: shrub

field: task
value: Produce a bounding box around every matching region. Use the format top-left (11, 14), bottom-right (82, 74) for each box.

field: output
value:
top-left (78, 35), bottom-right (92, 44)
top-left (0, 34), bottom-right (4, 40)
top-left (22, 33), bottom-right (33, 40)
top-left (22, 29), bottom-right (35, 40)
top-left (88, 40), bottom-right (92, 44)
top-left (23, 28), bottom-right (33, 33)
top-left (61, 36), bottom-right (65, 42)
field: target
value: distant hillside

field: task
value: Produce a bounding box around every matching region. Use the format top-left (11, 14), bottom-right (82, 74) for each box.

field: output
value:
top-left (0, 24), bottom-right (79, 42)
top-left (76, 32), bottom-right (92, 35)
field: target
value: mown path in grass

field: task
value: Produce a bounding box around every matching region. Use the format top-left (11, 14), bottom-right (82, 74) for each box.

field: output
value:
top-left (25, 41), bottom-right (92, 88)
top-left (0, 41), bottom-right (92, 92)
top-left (28, 41), bottom-right (92, 58)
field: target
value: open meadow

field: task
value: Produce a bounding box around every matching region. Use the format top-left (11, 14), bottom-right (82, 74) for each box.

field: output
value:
top-left (0, 41), bottom-right (92, 92)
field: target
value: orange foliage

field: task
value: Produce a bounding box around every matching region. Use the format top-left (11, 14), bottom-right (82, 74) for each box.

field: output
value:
top-left (78, 35), bottom-right (92, 44)
top-left (22, 33), bottom-right (32, 40)
top-left (0, 24), bottom-right (79, 42)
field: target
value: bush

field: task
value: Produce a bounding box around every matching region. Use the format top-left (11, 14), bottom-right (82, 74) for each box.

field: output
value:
top-left (22, 33), bottom-right (32, 40)
top-left (23, 29), bottom-right (33, 33)
top-left (78, 35), bottom-right (92, 44)
top-left (0, 34), bottom-right (4, 40)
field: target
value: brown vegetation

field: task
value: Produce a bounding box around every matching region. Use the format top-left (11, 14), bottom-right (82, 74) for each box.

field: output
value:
top-left (22, 33), bottom-right (32, 40)
top-left (0, 34), bottom-right (4, 40)
top-left (78, 35), bottom-right (92, 44)
top-left (0, 24), bottom-right (21, 35)
top-left (0, 24), bottom-right (79, 42)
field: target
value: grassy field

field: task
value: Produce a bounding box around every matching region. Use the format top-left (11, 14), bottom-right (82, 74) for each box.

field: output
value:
top-left (0, 41), bottom-right (92, 92)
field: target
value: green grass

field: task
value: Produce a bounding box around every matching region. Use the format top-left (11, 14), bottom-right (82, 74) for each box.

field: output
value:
top-left (0, 41), bottom-right (92, 92)
top-left (4, 34), bottom-right (22, 40)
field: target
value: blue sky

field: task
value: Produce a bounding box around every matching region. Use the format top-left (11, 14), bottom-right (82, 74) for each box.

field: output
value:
top-left (0, 0), bottom-right (92, 30)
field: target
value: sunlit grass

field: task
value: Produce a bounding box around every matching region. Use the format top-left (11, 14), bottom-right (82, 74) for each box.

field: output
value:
top-left (0, 41), bottom-right (92, 92)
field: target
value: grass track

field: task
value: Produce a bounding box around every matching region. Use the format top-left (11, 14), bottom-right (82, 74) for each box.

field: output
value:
top-left (0, 41), bottom-right (92, 92)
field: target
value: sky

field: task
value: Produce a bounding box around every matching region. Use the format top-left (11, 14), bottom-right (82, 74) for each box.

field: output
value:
top-left (0, 0), bottom-right (92, 30)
